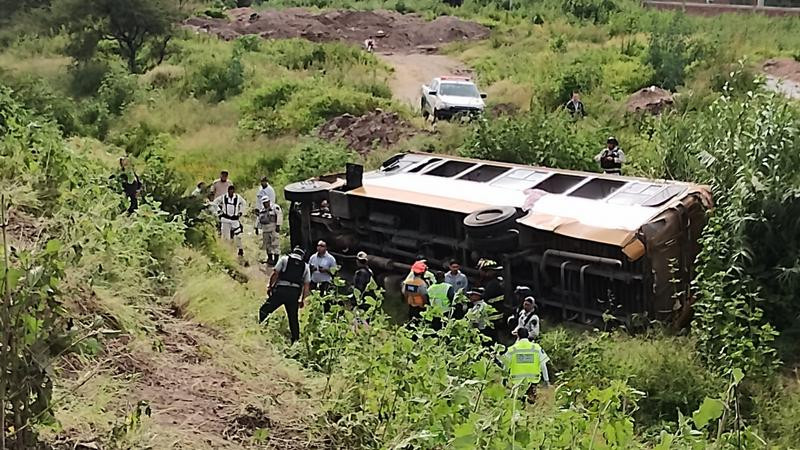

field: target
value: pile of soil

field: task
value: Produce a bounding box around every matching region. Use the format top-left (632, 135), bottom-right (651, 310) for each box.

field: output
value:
top-left (626, 86), bottom-right (674, 115)
top-left (318, 109), bottom-right (422, 154)
top-left (184, 8), bottom-right (490, 51)
top-left (763, 58), bottom-right (800, 83)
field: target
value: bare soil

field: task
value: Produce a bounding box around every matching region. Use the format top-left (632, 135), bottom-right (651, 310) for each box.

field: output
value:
top-left (625, 86), bottom-right (674, 115)
top-left (318, 109), bottom-right (425, 154)
top-left (762, 59), bottom-right (800, 100)
top-left (184, 8), bottom-right (490, 51)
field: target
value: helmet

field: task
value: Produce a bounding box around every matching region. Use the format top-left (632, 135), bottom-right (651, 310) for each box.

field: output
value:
top-left (478, 259), bottom-right (502, 271)
top-left (290, 246), bottom-right (305, 258)
top-left (356, 251), bottom-right (368, 262)
top-left (607, 136), bottom-right (619, 146)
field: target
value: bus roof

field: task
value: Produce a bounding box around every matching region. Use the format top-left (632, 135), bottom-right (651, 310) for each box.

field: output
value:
top-left (345, 153), bottom-right (711, 248)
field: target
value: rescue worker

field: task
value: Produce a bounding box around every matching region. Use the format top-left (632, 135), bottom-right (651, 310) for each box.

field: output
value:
top-left (445, 259), bottom-right (469, 294)
top-left (210, 170), bottom-right (232, 199)
top-left (595, 137), bottom-right (626, 175)
top-left (428, 271), bottom-right (455, 330)
top-left (403, 260), bottom-right (429, 321)
top-left (477, 259), bottom-right (504, 304)
top-left (214, 184), bottom-right (247, 257)
top-left (255, 197), bottom-right (282, 266)
top-left (565, 91), bottom-right (586, 118)
top-left (352, 251), bottom-right (375, 302)
top-left (508, 296), bottom-right (540, 339)
top-left (503, 327), bottom-right (550, 403)
top-left (309, 240), bottom-right (337, 295)
top-left (465, 287), bottom-right (490, 332)
top-left (255, 176), bottom-right (276, 213)
top-left (259, 247), bottom-right (311, 343)
top-left (364, 36), bottom-right (375, 53)
top-left (406, 255), bottom-right (436, 287)
top-left (116, 157), bottom-right (142, 214)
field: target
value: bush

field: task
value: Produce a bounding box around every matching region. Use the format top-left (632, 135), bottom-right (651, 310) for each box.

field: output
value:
top-left (142, 64), bottom-right (185, 89)
top-left (461, 109), bottom-right (599, 171)
top-left (97, 68), bottom-right (139, 115)
top-left (278, 140), bottom-right (356, 184)
top-left (68, 60), bottom-right (111, 97)
top-left (1, 73), bottom-right (82, 136)
top-left (645, 15), bottom-right (694, 91)
top-left (562, 0), bottom-right (619, 24)
top-left (602, 58), bottom-right (654, 99)
top-left (184, 51), bottom-right (244, 102)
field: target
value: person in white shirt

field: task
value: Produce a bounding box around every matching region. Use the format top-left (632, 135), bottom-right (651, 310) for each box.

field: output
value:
top-left (255, 176), bottom-right (276, 212)
top-left (509, 296), bottom-right (540, 339)
top-left (308, 240), bottom-right (337, 295)
top-left (213, 184), bottom-right (247, 257)
top-left (444, 259), bottom-right (469, 293)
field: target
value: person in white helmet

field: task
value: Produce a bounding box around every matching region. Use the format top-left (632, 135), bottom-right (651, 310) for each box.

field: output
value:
top-left (213, 184), bottom-right (247, 257)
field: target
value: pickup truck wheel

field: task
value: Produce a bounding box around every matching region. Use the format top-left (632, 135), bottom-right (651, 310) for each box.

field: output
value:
top-left (464, 206), bottom-right (518, 237)
top-left (284, 180), bottom-right (332, 203)
top-left (466, 229), bottom-right (520, 253)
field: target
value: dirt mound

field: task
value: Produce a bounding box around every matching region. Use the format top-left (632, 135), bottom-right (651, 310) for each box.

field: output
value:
top-left (318, 109), bottom-right (423, 153)
top-left (626, 86), bottom-right (674, 115)
top-left (763, 58), bottom-right (800, 83)
top-left (184, 8), bottom-right (490, 51)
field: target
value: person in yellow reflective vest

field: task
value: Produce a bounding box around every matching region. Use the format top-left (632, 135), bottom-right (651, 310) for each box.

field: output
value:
top-left (502, 328), bottom-right (550, 403)
top-left (427, 271), bottom-right (455, 330)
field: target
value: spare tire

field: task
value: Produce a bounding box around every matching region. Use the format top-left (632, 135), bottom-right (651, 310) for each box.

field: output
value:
top-left (284, 180), bottom-right (332, 203)
top-left (466, 229), bottom-right (520, 253)
top-left (464, 206), bottom-right (518, 237)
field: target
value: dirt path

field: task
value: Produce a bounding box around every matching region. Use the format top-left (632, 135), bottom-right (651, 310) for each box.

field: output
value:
top-left (377, 52), bottom-right (471, 109)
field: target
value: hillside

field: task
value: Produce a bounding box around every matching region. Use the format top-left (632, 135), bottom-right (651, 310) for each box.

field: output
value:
top-left (2, 0), bottom-right (800, 448)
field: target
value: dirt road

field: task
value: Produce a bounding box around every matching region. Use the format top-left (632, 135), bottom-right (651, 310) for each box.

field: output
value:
top-left (378, 53), bottom-right (471, 109)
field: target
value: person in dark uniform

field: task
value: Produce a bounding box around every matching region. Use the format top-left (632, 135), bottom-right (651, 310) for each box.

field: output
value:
top-left (565, 92), bottom-right (585, 118)
top-left (594, 136), bottom-right (626, 175)
top-left (259, 247), bottom-right (311, 343)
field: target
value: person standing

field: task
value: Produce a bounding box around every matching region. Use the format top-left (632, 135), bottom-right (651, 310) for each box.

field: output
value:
top-left (508, 296), bottom-right (540, 339)
top-left (210, 170), bottom-right (232, 200)
top-left (191, 181), bottom-right (206, 197)
top-left (594, 137), bottom-right (626, 175)
top-left (503, 328), bottom-right (550, 403)
top-left (116, 157), bottom-right (142, 214)
top-left (352, 251), bottom-right (375, 301)
top-left (427, 271), bottom-right (455, 314)
top-left (309, 240), bottom-right (337, 295)
top-left (403, 261), bottom-right (430, 321)
top-left (255, 176), bottom-right (276, 213)
top-left (255, 197), bottom-right (282, 266)
top-left (477, 259), bottom-right (504, 304)
top-left (259, 247), bottom-right (311, 343)
top-left (565, 92), bottom-right (586, 118)
top-left (214, 184), bottom-right (247, 257)
top-left (445, 259), bottom-right (469, 294)
top-left (406, 255), bottom-right (436, 287)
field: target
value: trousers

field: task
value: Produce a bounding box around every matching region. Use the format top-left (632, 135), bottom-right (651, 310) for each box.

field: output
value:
top-left (220, 219), bottom-right (243, 250)
top-left (259, 286), bottom-right (301, 342)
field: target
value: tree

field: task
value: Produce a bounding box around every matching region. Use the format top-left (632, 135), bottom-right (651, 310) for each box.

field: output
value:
top-left (52, 0), bottom-right (182, 73)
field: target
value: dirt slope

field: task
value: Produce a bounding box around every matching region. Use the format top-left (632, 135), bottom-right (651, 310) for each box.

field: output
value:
top-left (763, 58), bottom-right (800, 100)
top-left (184, 8), bottom-right (490, 51)
top-left (378, 53), bottom-right (471, 107)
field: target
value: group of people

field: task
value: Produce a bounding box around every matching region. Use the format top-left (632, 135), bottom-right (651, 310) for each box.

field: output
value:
top-left (190, 171), bottom-right (283, 262)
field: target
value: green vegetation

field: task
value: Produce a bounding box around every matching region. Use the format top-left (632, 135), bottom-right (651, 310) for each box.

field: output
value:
top-left (2, 0), bottom-right (800, 448)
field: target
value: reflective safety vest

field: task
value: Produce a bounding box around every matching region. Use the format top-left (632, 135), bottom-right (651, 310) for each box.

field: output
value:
top-left (428, 282), bottom-right (452, 311)
top-left (505, 340), bottom-right (542, 383)
top-left (403, 276), bottom-right (427, 307)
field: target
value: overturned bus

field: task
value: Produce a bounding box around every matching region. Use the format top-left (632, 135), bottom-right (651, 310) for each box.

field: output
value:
top-left (284, 152), bottom-right (712, 326)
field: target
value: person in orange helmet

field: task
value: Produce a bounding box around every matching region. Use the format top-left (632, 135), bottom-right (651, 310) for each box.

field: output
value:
top-left (403, 260), bottom-right (430, 321)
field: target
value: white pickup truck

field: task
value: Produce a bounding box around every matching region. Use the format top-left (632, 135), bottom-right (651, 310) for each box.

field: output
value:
top-left (420, 76), bottom-right (486, 121)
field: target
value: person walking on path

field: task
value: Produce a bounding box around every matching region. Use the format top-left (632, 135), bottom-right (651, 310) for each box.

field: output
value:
top-left (259, 247), bottom-right (311, 343)
top-left (255, 197), bottom-right (282, 266)
top-left (214, 184), bottom-right (247, 257)
top-left (210, 170), bottom-right (232, 200)
top-left (503, 328), bottom-right (550, 403)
